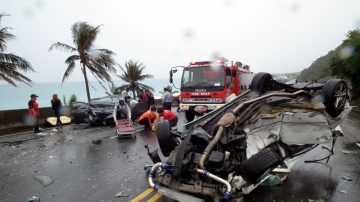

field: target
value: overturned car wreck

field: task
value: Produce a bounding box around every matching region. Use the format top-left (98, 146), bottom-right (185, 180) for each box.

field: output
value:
top-left (147, 73), bottom-right (351, 202)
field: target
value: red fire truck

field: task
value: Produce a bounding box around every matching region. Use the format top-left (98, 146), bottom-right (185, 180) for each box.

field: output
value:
top-left (170, 60), bottom-right (253, 122)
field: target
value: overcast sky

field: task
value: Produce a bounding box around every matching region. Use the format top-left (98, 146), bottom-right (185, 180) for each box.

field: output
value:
top-left (1, 0), bottom-right (360, 83)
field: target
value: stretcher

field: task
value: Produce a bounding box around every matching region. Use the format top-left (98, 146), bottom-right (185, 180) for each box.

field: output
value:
top-left (116, 119), bottom-right (136, 139)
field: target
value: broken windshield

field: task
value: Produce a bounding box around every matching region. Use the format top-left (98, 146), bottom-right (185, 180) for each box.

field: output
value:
top-left (181, 66), bottom-right (225, 88)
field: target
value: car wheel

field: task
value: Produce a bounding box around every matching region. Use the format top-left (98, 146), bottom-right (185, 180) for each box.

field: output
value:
top-left (237, 148), bottom-right (282, 184)
top-left (156, 120), bottom-right (177, 157)
top-left (322, 79), bottom-right (348, 118)
top-left (250, 72), bottom-right (273, 94)
top-left (185, 109), bottom-right (195, 122)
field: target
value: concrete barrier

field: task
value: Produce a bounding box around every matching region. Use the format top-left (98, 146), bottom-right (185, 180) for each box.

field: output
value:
top-left (0, 107), bottom-right (54, 135)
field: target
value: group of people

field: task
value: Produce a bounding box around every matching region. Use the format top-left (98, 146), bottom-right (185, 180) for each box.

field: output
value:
top-left (113, 87), bottom-right (177, 131)
top-left (28, 93), bottom-right (63, 133)
top-left (29, 87), bottom-right (176, 133)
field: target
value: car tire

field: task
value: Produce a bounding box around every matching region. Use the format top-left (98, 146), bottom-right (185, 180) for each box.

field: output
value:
top-left (322, 79), bottom-right (348, 118)
top-left (156, 120), bottom-right (177, 157)
top-left (250, 72), bottom-right (273, 94)
top-left (237, 148), bottom-right (281, 184)
top-left (185, 109), bottom-right (195, 122)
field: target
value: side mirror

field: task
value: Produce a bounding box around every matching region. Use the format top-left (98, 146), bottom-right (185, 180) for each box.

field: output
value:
top-left (172, 69), bottom-right (178, 73)
top-left (169, 70), bottom-right (173, 83)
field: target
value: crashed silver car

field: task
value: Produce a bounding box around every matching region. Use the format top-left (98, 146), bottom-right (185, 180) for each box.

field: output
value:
top-left (146, 73), bottom-right (351, 202)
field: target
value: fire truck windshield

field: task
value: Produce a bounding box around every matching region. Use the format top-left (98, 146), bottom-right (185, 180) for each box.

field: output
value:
top-left (181, 66), bottom-right (225, 88)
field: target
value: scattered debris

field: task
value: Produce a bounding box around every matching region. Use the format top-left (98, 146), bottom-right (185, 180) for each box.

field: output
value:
top-left (338, 190), bottom-right (348, 194)
top-left (27, 196), bottom-right (40, 201)
top-left (308, 199), bottom-right (324, 202)
top-left (92, 139), bottom-right (102, 144)
top-left (341, 176), bottom-right (352, 181)
top-left (261, 174), bottom-right (287, 186)
top-left (115, 191), bottom-right (128, 197)
top-left (342, 150), bottom-right (356, 154)
top-left (34, 175), bottom-right (54, 186)
top-left (35, 133), bottom-right (49, 137)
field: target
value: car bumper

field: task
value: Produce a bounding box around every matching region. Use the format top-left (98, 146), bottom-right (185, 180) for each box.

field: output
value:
top-left (179, 103), bottom-right (224, 110)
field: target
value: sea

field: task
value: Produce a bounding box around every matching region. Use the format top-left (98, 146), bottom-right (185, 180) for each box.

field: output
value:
top-left (0, 78), bottom-right (181, 111)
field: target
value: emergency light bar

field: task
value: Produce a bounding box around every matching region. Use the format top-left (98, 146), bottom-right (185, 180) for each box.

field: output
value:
top-left (189, 60), bottom-right (225, 65)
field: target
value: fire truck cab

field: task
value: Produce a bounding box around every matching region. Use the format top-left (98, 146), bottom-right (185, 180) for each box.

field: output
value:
top-left (173, 60), bottom-right (253, 122)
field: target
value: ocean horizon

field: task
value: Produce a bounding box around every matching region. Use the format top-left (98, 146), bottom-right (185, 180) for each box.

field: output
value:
top-left (0, 78), bottom-right (180, 111)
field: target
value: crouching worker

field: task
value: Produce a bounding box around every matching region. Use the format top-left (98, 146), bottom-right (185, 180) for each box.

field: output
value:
top-left (113, 100), bottom-right (131, 123)
top-left (137, 106), bottom-right (158, 131)
top-left (157, 107), bottom-right (178, 128)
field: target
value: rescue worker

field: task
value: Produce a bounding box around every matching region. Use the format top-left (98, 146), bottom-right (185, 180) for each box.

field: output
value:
top-left (157, 107), bottom-right (178, 128)
top-left (28, 94), bottom-right (41, 133)
top-left (113, 100), bottom-right (131, 123)
top-left (125, 95), bottom-right (138, 110)
top-left (162, 88), bottom-right (173, 110)
top-left (137, 106), bottom-right (158, 130)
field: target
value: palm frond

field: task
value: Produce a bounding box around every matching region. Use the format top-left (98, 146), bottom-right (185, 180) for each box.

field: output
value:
top-left (49, 42), bottom-right (77, 52)
top-left (62, 58), bottom-right (76, 82)
top-left (114, 84), bottom-right (131, 94)
top-left (86, 61), bottom-right (112, 81)
top-left (0, 53), bottom-right (34, 72)
top-left (0, 27), bottom-right (15, 51)
top-left (71, 22), bottom-right (100, 52)
top-left (0, 63), bottom-right (32, 86)
top-left (137, 83), bottom-right (154, 92)
top-left (89, 51), bottom-right (116, 73)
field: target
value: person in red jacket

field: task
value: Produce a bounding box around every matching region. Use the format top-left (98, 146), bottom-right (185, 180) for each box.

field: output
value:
top-left (137, 106), bottom-right (159, 130)
top-left (157, 107), bottom-right (178, 128)
top-left (28, 94), bottom-right (41, 133)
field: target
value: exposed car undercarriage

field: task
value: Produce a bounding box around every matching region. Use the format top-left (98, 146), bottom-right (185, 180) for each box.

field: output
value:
top-left (146, 73), bottom-right (351, 202)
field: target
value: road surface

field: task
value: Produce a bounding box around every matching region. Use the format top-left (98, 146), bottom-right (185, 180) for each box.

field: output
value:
top-left (0, 111), bottom-right (359, 202)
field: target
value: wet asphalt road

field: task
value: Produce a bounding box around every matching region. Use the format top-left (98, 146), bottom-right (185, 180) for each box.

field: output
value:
top-left (0, 111), bottom-right (360, 202)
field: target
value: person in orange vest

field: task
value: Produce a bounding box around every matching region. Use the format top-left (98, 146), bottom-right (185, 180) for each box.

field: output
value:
top-left (137, 106), bottom-right (159, 130)
top-left (157, 107), bottom-right (178, 128)
top-left (28, 94), bottom-right (41, 133)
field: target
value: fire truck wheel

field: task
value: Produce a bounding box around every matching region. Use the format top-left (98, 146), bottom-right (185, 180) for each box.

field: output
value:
top-left (250, 72), bottom-right (273, 94)
top-left (185, 110), bottom-right (195, 122)
top-left (156, 120), bottom-right (177, 157)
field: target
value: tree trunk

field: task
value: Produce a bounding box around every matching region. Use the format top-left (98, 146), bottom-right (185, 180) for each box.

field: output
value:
top-left (132, 88), bottom-right (136, 100)
top-left (82, 63), bottom-right (91, 102)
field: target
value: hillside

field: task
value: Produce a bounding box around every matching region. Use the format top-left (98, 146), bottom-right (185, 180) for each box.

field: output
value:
top-left (297, 50), bottom-right (337, 82)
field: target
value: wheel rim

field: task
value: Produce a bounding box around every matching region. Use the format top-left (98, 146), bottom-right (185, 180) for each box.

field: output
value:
top-left (333, 83), bottom-right (347, 109)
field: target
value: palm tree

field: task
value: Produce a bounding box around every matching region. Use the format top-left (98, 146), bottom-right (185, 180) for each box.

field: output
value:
top-left (116, 60), bottom-right (153, 99)
top-left (49, 22), bottom-right (116, 101)
top-left (0, 14), bottom-right (34, 86)
top-left (105, 80), bottom-right (123, 95)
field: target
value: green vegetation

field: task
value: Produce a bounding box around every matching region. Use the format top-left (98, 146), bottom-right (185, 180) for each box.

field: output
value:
top-left (116, 60), bottom-right (153, 99)
top-left (297, 50), bottom-right (336, 82)
top-left (106, 80), bottom-right (122, 95)
top-left (297, 29), bottom-right (360, 98)
top-left (0, 14), bottom-right (34, 86)
top-left (49, 22), bottom-right (116, 102)
top-left (331, 30), bottom-right (360, 98)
